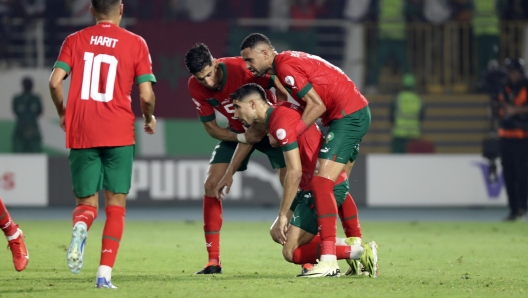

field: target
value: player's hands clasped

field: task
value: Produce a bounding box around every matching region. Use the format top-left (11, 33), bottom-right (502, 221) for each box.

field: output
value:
top-left (144, 115), bottom-right (156, 134)
top-left (215, 174), bottom-right (233, 201)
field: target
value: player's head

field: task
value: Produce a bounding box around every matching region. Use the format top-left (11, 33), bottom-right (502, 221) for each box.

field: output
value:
top-left (240, 33), bottom-right (275, 77)
top-left (22, 76), bottom-right (33, 92)
top-left (230, 83), bottom-right (268, 126)
top-left (505, 58), bottom-right (525, 84)
top-left (90, 0), bottom-right (123, 20)
top-left (185, 43), bottom-right (221, 90)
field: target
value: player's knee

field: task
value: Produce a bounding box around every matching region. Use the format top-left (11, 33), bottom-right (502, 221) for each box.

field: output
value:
top-left (203, 178), bottom-right (218, 194)
top-left (282, 247), bottom-right (294, 263)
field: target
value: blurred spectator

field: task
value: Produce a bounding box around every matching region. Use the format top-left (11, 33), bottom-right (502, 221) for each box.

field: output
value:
top-left (0, 0), bottom-right (13, 68)
top-left (497, 0), bottom-right (528, 21)
top-left (473, 0), bottom-right (499, 76)
top-left (67, 0), bottom-right (92, 24)
top-left (290, 0), bottom-right (318, 30)
top-left (163, 0), bottom-right (218, 22)
top-left (344, 0), bottom-right (377, 23)
top-left (497, 58), bottom-right (528, 221)
top-left (403, 0), bottom-right (424, 23)
top-left (135, 0), bottom-right (163, 20)
top-left (423, 0), bottom-right (451, 25)
top-left (450, 0), bottom-right (474, 22)
top-left (389, 73), bottom-right (425, 153)
top-left (367, 0), bottom-right (410, 90)
top-left (20, 0), bottom-right (45, 67)
top-left (479, 60), bottom-right (508, 131)
top-left (12, 77), bottom-right (43, 153)
top-left (270, 0), bottom-right (291, 32)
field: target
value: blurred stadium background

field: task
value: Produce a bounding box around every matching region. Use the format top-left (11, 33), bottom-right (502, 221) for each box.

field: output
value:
top-left (0, 0), bottom-right (521, 214)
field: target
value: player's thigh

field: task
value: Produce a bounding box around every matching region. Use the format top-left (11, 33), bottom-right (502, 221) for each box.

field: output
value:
top-left (69, 148), bottom-right (103, 198)
top-left (254, 136), bottom-right (286, 169)
top-left (319, 106), bottom-right (371, 164)
top-left (209, 141), bottom-right (254, 171)
top-left (100, 145), bottom-right (135, 195)
top-left (290, 192), bottom-right (319, 236)
top-left (283, 225), bottom-right (316, 262)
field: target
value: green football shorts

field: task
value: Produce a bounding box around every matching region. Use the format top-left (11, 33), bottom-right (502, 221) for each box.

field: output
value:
top-left (69, 145), bottom-right (135, 198)
top-left (318, 106), bottom-right (371, 163)
top-left (289, 180), bottom-right (349, 235)
top-left (209, 136), bottom-right (285, 170)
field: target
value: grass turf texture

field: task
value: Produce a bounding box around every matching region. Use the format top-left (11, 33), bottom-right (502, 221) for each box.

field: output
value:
top-left (1, 221), bottom-right (527, 297)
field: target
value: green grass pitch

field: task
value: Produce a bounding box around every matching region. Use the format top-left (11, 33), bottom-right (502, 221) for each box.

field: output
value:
top-left (1, 220), bottom-right (527, 297)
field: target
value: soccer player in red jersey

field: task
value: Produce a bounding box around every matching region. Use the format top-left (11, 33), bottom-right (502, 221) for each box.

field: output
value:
top-left (239, 33), bottom-right (374, 277)
top-left (0, 198), bottom-right (28, 271)
top-left (49, 0), bottom-right (156, 288)
top-left (184, 43), bottom-right (289, 274)
top-left (225, 83), bottom-right (378, 277)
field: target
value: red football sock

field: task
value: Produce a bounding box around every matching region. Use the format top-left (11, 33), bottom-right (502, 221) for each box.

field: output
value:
top-left (203, 195), bottom-right (222, 263)
top-left (100, 206), bottom-right (125, 268)
top-left (309, 234), bottom-right (321, 244)
top-left (311, 176), bottom-right (338, 256)
top-left (292, 244), bottom-right (356, 264)
top-left (338, 193), bottom-right (362, 238)
top-left (72, 204), bottom-right (98, 230)
top-left (0, 199), bottom-right (17, 237)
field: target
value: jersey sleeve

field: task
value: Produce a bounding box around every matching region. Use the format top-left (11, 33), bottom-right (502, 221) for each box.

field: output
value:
top-left (277, 57), bottom-right (312, 99)
top-left (269, 108), bottom-right (299, 152)
top-left (135, 36), bottom-right (157, 85)
top-left (53, 35), bottom-right (73, 73)
top-left (188, 79), bottom-right (216, 122)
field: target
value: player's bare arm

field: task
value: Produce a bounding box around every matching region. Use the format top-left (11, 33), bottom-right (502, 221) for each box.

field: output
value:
top-left (273, 76), bottom-right (289, 102)
top-left (139, 82), bottom-right (156, 134)
top-left (214, 143), bottom-right (253, 200)
top-left (49, 67), bottom-right (67, 131)
top-left (202, 120), bottom-right (239, 142)
top-left (297, 88), bottom-right (326, 135)
top-left (272, 148), bottom-right (303, 245)
top-left (244, 122), bottom-right (268, 144)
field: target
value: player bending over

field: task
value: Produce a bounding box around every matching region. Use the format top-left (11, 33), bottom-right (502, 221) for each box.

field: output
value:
top-left (217, 83), bottom-right (378, 277)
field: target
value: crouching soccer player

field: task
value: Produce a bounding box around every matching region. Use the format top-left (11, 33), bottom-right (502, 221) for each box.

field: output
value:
top-left (216, 83), bottom-right (378, 277)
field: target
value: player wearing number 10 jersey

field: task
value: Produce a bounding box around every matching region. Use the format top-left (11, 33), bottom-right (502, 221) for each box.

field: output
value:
top-left (49, 0), bottom-right (156, 289)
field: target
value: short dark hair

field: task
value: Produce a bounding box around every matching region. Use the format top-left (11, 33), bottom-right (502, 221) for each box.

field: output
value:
top-left (230, 83), bottom-right (267, 103)
top-left (240, 33), bottom-right (273, 51)
top-left (91, 0), bottom-right (120, 15)
top-left (184, 43), bottom-right (213, 74)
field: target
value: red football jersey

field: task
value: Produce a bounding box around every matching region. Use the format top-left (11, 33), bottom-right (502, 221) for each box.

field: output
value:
top-left (189, 57), bottom-right (276, 133)
top-left (54, 22), bottom-right (156, 148)
top-left (273, 51), bottom-right (368, 126)
top-left (267, 102), bottom-right (347, 190)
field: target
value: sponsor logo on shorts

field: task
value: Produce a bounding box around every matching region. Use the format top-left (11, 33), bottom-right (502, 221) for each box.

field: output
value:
top-left (291, 215), bottom-right (299, 222)
top-left (320, 147), bottom-right (330, 153)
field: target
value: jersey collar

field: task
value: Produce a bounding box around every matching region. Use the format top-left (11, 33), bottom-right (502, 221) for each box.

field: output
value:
top-left (265, 107), bottom-right (274, 126)
top-left (217, 62), bottom-right (228, 91)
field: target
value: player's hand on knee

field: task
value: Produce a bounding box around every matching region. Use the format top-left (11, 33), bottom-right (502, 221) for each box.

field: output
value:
top-left (215, 174), bottom-right (233, 201)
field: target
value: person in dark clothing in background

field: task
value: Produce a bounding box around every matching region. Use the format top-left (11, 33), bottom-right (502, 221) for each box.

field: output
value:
top-left (497, 58), bottom-right (528, 221)
top-left (12, 76), bottom-right (42, 153)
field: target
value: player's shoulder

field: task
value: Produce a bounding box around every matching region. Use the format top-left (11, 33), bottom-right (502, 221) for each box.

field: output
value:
top-left (187, 76), bottom-right (208, 97)
top-left (218, 56), bottom-right (247, 71)
top-left (272, 102), bottom-right (302, 119)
